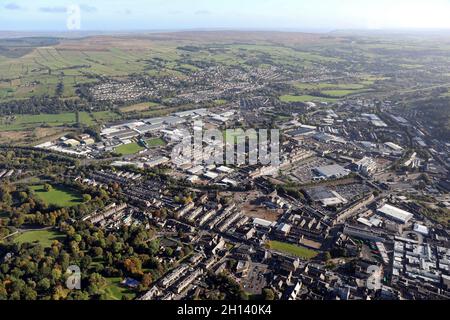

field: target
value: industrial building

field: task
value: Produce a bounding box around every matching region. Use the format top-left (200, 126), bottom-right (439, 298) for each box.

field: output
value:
top-left (377, 204), bottom-right (413, 224)
top-left (313, 164), bottom-right (350, 180)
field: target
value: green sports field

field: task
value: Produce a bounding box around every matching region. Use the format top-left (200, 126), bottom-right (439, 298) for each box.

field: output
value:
top-left (267, 240), bottom-right (318, 260)
top-left (146, 137), bottom-right (166, 147)
top-left (115, 142), bottom-right (145, 155)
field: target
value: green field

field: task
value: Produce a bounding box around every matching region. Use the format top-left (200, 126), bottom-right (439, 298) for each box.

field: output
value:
top-left (0, 111), bottom-right (121, 131)
top-left (280, 95), bottom-right (338, 103)
top-left (214, 99), bottom-right (228, 105)
top-left (120, 102), bottom-right (159, 113)
top-left (294, 82), bottom-right (366, 90)
top-left (146, 137), bottom-right (166, 147)
top-left (115, 142), bottom-right (145, 155)
top-left (103, 277), bottom-right (136, 300)
top-left (320, 89), bottom-right (368, 97)
top-left (14, 229), bottom-right (65, 248)
top-left (267, 240), bottom-right (318, 260)
top-left (30, 184), bottom-right (83, 208)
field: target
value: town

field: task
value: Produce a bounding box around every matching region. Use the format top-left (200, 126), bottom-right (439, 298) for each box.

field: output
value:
top-left (0, 29), bottom-right (449, 302)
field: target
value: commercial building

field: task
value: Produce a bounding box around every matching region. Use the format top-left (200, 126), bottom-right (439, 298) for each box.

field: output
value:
top-left (313, 164), bottom-right (350, 180)
top-left (377, 204), bottom-right (413, 224)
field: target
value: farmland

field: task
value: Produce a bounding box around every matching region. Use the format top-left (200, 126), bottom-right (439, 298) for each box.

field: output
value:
top-left (0, 111), bottom-right (121, 131)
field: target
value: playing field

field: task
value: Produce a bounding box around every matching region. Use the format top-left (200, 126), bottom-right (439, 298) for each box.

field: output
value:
top-left (14, 230), bottom-right (65, 248)
top-left (30, 184), bottom-right (83, 208)
top-left (146, 137), bottom-right (166, 147)
top-left (115, 142), bottom-right (145, 155)
top-left (267, 240), bottom-right (318, 260)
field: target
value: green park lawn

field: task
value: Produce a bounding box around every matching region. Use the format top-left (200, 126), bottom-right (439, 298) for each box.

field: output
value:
top-left (103, 277), bottom-right (136, 300)
top-left (30, 184), bottom-right (83, 208)
top-left (267, 240), bottom-right (318, 260)
top-left (14, 230), bottom-right (65, 248)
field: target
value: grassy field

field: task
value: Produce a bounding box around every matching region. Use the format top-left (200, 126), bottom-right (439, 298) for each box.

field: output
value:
top-left (115, 142), bottom-right (145, 155)
top-left (267, 240), bottom-right (318, 260)
top-left (103, 277), bottom-right (136, 300)
top-left (214, 99), bottom-right (228, 105)
top-left (146, 137), bottom-right (166, 147)
top-left (0, 111), bottom-right (121, 131)
top-left (294, 82), bottom-right (366, 90)
top-left (30, 184), bottom-right (83, 208)
top-left (120, 102), bottom-right (159, 113)
top-left (14, 230), bottom-right (65, 248)
top-left (280, 95), bottom-right (338, 103)
top-left (320, 89), bottom-right (368, 97)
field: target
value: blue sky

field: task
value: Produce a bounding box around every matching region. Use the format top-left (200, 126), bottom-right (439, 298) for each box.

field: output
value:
top-left (1, 0), bottom-right (450, 31)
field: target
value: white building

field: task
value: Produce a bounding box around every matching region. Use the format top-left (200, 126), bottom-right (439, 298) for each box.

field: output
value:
top-left (377, 204), bottom-right (413, 224)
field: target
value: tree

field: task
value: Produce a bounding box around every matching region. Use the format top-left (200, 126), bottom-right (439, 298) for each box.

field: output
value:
top-left (165, 247), bottom-right (174, 256)
top-left (0, 283), bottom-right (7, 300)
top-left (82, 194), bottom-right (92, 202)
top-left (141, 273), bottom-right (153, 288)
top-left (93, 247), bottom-right (103, 257)
top-left (123, 257), bottom-right (143, 276)
top-left (262, 288), bottom-right (275, 300)
top-left (43, 184), bottom-right (52, 192)
top-left (37, 278), bottom-right (51, 291)
top-left (323, 251), bottom-right (332, 262)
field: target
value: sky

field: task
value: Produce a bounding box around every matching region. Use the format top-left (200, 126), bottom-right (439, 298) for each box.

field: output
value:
top-left (1, 0), bottom-right (450, 32)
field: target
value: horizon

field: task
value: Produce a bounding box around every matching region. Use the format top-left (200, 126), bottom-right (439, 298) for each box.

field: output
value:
top-left (1, 0), bottom-right (450, 32)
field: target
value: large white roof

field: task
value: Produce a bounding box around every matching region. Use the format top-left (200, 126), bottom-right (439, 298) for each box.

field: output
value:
top-left (378, 204), bottom-right (413, 223)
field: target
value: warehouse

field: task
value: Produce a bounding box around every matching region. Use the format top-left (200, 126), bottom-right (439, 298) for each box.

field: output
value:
top-left (377, 204), bottom-right (413, 224)
top-left (313, 164), bottom-right (350, 180)
top-left (305, 187), bottom-right (348, 207)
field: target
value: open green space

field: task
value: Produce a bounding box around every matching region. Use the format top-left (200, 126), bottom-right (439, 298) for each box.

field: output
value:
top-left (320, 89), bottom-right (368, 97)
top-left (146, 137), bottom-right (166, 147)
top-left (294, 82), bottom-right (366, 90)
top-left (103, 277), bottom-right (136, 300)
top-left (115, 142), bottom-right (145, 155)
top-left (280, 95), bottom-right (338, 103)
top-left (0, 111), bottom-right (121, 131)
top-left (14, 229), bottom-right (65, 248)
top-left (214, 99), bottom-right (227, 105)
top-left (224, 129), bottom-right (258, 144)
top-left (267, 240), bottom-right (318, 260)
top-left (29, 184), bottom-right (83, 208)
top-left (120, 102), bottom-right (159, 113)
